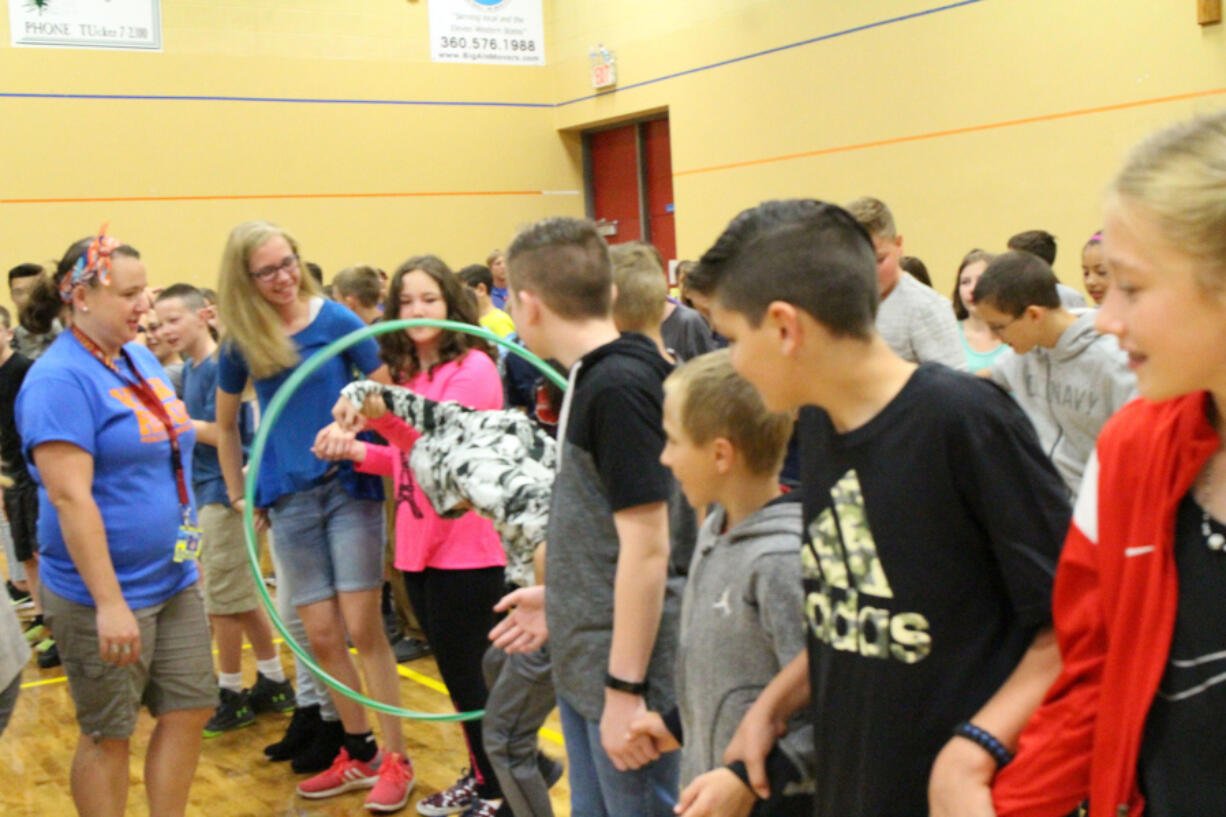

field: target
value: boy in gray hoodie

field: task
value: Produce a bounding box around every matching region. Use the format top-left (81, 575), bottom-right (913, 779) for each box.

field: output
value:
top-left (630, 350), bottom-right (813, 817)
top-left (974, 250), bottom-right (1137, 495)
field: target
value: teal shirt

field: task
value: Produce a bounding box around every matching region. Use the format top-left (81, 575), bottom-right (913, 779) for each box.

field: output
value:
top-left (959, 322), bottom-right (1007, 372)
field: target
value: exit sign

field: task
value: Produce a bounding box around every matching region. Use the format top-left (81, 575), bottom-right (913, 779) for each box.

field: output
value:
top-left (592, 60), bottom-right (616, 89)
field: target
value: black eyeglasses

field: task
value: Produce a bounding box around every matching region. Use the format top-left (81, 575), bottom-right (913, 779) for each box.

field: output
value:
top-left (249, 255), bottom-right (298, 282)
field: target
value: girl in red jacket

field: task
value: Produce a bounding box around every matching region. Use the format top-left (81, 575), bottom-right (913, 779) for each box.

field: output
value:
top-left (993, 113), bottom-right (1226, 817)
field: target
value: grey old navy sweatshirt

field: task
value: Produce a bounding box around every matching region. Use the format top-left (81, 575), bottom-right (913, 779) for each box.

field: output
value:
top-left (990, 310), bottom-right (1136, 496)
top-left (677, 496), bottom-right (814, 788)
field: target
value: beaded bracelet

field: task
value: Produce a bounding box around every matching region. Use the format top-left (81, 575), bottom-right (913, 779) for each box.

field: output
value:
top-left (954, 721), bottom-right (1014, 768)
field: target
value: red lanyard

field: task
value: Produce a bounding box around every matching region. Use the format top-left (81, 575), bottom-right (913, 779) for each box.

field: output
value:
top-left (71, 326), bottom-right (191, 507)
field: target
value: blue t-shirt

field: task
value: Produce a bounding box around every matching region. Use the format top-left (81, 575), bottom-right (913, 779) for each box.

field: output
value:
top-left (16, 333), bottom-right (199, 609)
top-left (217, 298), bottom-right (383, 508)
top-left (491, 286), bottom-right (508, 311)
top-left (181, 353), bottom-right (254, 507)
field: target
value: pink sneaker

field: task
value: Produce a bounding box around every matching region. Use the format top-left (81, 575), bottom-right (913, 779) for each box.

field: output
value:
top-left (297, 748), bottom-right (381, 799)
top-left (366, 752), bottom-right (415, 813)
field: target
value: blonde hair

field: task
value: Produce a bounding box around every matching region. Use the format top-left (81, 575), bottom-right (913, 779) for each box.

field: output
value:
top-left (845, 196), bottom-right (897, 240)
top-left (610, 242), bottom-right (667, 333)
top-left (217, 221), bottom-right (321, 379)
top-left (1111, 111), bottom-right (1226, 290)
top-left (665, 349), bottom-right (793, 476)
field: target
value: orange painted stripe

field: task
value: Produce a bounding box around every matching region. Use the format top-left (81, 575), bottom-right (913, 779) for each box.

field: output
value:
top-left (1, 190), bottom-right (547, 205)
top-left (675, 86), bottom-right (1226, 177)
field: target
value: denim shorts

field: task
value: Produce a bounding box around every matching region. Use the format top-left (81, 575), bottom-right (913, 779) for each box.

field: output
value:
top-left (268, 476), bottom-right (386, 607)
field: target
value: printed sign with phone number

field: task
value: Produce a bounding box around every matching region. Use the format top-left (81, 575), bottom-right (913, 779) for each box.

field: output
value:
top-left (429, 0), bottom-right (545, 66)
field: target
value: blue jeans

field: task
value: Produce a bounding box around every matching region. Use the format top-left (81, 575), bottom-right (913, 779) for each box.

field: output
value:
top-left (557, 695), bottom-right (680, 817)
top-left (267, 476), bottom-right (385, 606)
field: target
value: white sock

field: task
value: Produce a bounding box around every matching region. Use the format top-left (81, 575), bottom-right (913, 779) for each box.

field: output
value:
top-left (218, 671), bottom-right (243, 693)
top-left (256, 657), bottom-right (286, 683)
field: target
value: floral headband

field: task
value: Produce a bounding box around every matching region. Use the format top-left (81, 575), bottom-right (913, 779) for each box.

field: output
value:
top-left (59, 223), bottom-right (122, 302)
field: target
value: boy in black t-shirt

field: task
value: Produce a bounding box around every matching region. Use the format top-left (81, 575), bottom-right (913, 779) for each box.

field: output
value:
top-left (0, 305), bottom-right (54, 666)
top-left (686, 200), bottom-right (1071, 817)
top-left (504, 217), bottom-right (682, 817)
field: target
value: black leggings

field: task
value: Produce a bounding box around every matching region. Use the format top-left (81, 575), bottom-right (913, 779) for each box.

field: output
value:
top-left (403, 566), bottom-right (505, 798)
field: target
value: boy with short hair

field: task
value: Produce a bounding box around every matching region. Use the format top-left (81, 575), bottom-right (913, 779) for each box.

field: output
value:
top-left (609, 243), bottom-right (670, 360)
top-left (974, 250), bottom-right (1136, 496)
top-left (1006, 229), bottom-right (1089, 310)
top-left (458, 264), bottom-right (516, 339)
top-left (331, 266), bottom-right (384, 325)
top-left (486, 249), bottom-right (510, 310)
top-left (631, 349), bottom-right (813, 817)
top-left (506, 216), bottom-right (682, 816)
top-left (844, 197), bottom-right (965, 369)
top-left (153, 284), bottom-right (293, 736)
top-left (690, 200), bottom-right (1070, 817)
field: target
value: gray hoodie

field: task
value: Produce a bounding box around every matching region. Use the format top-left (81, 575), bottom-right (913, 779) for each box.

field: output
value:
top-left (990, 311), bottom-right (1136, 495)
top-left (677, 497), bottom-right (813, 788)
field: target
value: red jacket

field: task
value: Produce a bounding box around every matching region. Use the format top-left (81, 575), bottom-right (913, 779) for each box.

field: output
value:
top-left (993, 393), bottom-right (1219, 817)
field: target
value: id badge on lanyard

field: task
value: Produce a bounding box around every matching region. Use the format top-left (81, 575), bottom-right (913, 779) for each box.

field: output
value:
top-left (73, 327), bottom-right (200, 562)
top-left (174, 505), bottom-right (202, 563)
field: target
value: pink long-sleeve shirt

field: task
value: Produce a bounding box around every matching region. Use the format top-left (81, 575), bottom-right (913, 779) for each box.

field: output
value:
top-left (355, 350), bottom-right (507, 572)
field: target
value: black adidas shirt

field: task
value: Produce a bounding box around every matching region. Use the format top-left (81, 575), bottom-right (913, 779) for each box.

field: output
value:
top-left (798, 364), bottom-right (1070, 817)
top-left (1138, 495), bottom-right (1226, 817)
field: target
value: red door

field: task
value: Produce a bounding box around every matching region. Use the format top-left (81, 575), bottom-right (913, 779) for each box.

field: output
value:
top-left (588, 124), bottom-right (641, 245)
top-left (586, 115), bottom-right (676, 263)
top-left (642, 118), bottom-right (676, 261)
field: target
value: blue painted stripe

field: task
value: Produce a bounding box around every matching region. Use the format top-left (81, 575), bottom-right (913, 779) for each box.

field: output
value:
top-left (554, 0), bottom-right (986, 107)
top-left (0, 1), bottom-right (983, 111)
top-left (0, 91), bottom-right (552, 109)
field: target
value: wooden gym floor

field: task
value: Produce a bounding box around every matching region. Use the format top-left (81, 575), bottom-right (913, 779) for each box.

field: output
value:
top-left (0, 593), bottom-right (572, 816)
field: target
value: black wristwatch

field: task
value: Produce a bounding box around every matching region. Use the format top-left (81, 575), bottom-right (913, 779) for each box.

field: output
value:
top-left (605, 672), bottom-right (649, 696)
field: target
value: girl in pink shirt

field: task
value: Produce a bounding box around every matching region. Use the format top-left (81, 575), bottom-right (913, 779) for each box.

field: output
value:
top-left (330, 256), bottom-right (508, 814)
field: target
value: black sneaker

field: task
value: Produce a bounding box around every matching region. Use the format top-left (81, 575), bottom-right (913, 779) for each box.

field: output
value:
top-left (265, 704), bottom-right (321, 761)
top-left (203, 688), bottom-right (256, 738)
top-left (291, 717), bottom-right (345, 774)
top-left (393, 636), bottom-right (432, 663)
top-left (248, 672), bottom-right (295, 714)
top-left (7, 581), bottom-right (32, 610)
top-left (36, 640), bottom-right (60, 669)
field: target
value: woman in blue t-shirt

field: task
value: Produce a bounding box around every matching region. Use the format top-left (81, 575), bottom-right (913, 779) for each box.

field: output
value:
top-left (17, 230), bottom-right (216, 817)
top-left (214, 221), bottom-right (412, 810)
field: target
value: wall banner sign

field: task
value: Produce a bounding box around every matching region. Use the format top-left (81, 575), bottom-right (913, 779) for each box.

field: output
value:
top-left (9, 0), bottom-right (162, 51)
top-left (429, 0), bottom-right (544, 66)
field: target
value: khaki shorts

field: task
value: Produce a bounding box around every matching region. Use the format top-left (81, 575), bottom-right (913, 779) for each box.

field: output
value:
top-left (199, 502), bottom-right (262, 616)
top-left (43, 583), bottom-right (217, 739)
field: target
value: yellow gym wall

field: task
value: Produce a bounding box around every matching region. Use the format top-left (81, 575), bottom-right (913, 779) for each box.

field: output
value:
top-left (0, 0), bottom-right (583, 305)
top-left (3, 0), bottom-right (1225, 308)
top-left (551, 0), bottom-right (1226, 294)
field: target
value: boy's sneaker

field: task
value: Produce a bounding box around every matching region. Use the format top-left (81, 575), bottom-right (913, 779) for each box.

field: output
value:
top-left (35, 639), bottom-right (60, 669)
top-left (203, 688), bottom-right (256, 737)
top-left (23, 615), bottom-right (46, 644)
top-left (297, 748), bottom-right (381, 799)
top-left (416, 770), bottom-right (477, 815)
top-left (7, 581), bottom-right (32, 610)
top-left (265, 704), bottom-right (320, 761)
top-left (248, 672), bottom-right (295, 714)
top-left (393, 636), bottom-right (432, 663)
top-left (365, 752), bottom-right (415, 812)
top-left (459, 800), bottom-right (500, 817)
top-left (292, 718), bottom-right (345, 774)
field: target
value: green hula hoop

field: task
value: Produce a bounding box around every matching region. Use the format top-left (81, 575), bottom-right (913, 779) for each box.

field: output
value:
top-left (243, 319), bottom-right (565, 721)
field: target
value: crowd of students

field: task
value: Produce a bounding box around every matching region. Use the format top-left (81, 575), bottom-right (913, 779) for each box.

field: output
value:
top-left (0, 110), bottom-right (1224, 817)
